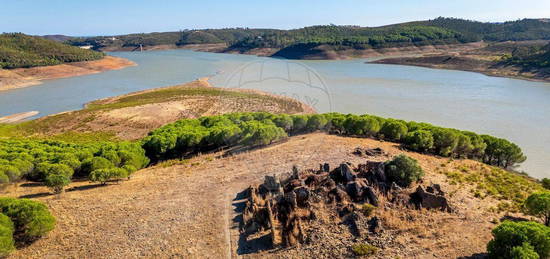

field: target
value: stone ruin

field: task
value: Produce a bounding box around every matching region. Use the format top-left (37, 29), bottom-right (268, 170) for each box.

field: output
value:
top-left (241, 160), bottom-right (454, 248)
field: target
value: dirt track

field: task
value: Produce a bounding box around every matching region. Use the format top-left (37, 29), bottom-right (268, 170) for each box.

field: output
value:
top-left (5, 133), bottom-right (497, 259)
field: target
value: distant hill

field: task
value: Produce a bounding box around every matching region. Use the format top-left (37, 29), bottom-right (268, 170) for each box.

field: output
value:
top-left (41, 34), bottom-right (74, 42)
top-left (69, 17), bottom-right (550, 54)
top-left (0, 33), bottom-right (105, 69)
top-left (413, 17), bottom-right (550, 42)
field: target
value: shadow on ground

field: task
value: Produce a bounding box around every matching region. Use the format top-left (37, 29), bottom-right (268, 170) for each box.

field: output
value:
top-left (457, 253), bottom-right (488, 259)
top-left (231, 189), bottom-right (273, 255)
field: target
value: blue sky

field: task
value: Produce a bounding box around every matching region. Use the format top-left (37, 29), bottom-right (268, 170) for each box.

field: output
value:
top-left (2, 0), bottom-right (550, 36)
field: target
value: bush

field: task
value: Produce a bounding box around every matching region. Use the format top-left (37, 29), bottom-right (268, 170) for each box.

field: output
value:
top-left (44, 173), bottom-right (71, 194)
top-left (380, 120), bottom-right (408, 141)
top-left (306, 114), bottom-right (328, 131)
top-left (510, 242), bottom-right (540, 259)
top-left (351, 243), bottom-right (378, 256)
top-left (0, 198), bottom-right (55, 241)
top-left (384, 154), bottom-right (424, 187)
top-left (272, 114), bottom-right (293, 131)
top-left (80, 157), bottom-right (114, 175)
top-left (404, 130), bottom-right (434, 152)
top-left (0, 214), bottom-right (14, 257)
top-left (344, 115), bottom-right (381, 136)
top-left (432, 128), bottom-right (459, 157)
top-left (524, 192), bottom-right (550, 226)
top-left (291, 115), bottom-right (309, 133)
top-left (89, 168), bottom-right (129, 185)
top-left (541, 178), bottom-right (550, 190)
top-left (487, 221), bottom-right (550, 259)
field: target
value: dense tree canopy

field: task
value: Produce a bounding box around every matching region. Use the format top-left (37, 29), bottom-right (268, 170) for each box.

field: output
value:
top-left (0, 139), bottom-right (149, 190)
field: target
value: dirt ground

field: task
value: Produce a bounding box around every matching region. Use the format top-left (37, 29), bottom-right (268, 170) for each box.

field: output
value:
top-left (0, 56), bottom-right (135, 91)
top-left (3, 133), bottom-right (503, 259)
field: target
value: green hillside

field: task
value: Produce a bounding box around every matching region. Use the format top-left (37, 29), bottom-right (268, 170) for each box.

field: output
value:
top-left (504, 43), bottom-right (550, 68)
top-left (0, 33), bottom-right (105, 69)
top-left (69, 17), bottom-right (550, 54)
top-left (415, 17), bottom-right (550, 42)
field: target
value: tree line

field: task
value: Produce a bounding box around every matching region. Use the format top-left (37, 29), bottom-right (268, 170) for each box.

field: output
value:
top-left (141, 112), bottom-right (526, 169)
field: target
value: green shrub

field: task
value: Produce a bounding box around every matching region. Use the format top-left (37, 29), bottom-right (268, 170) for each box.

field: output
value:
top-left (524, 192), bottom-right (550, 226)
top-left (0, 213), bottom-right (14, 257)
top-left (44, 173), bottom-right (71, 194)
top-left (351, 243), bottom-right (378, 256)
top-left (272, 114), bottom-right (294, 131)
top-left (242, 121), bottom-right (287, 146)
top-left (510, 242), bottom-right (540, 259)
top-left (404, 130), bottom-right (434, 152)
top-left (0, 198), bottom-right (55, 241)
top-left (384, 154), bottom-right (424, 187)
top-left (344, 115), bottom-right (381, 136)
top-left (291, 115), bottom-right (309, 133)
top-left (306, 114), bottom-right (328, 131)
top-left (543, 179), bottom-right (550, 190)
top-left (81, 157), bottom-right (114, 175)
top-left (89, 168), bottom-right (129, 185)
top-left (487, 221), bottom-right (550, 259)
top-left (0, 173), bottom-right (8, 184)
top-left (380, 120), bottom-right (408, 141)
top-left (432, 128), bottom-right (459, 157)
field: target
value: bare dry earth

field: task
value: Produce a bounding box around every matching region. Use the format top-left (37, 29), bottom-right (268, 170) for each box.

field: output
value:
top-left (0, 56), bottom-right (136, 91)
top-left (5, 133), bottom-right (504, 259)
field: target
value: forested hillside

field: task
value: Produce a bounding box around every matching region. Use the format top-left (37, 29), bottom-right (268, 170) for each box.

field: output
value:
top-left (68, 17), bottom-right (550, 53)
top-left (414, 17), bottom-right (550, 42)
top-left (504, 42), bottom-right (550, 68)
top-left (0, 33), bottom-right (105, 69)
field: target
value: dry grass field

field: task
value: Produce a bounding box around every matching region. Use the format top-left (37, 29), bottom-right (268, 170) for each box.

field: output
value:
top-left (2, 133), bottom-right (534, 259)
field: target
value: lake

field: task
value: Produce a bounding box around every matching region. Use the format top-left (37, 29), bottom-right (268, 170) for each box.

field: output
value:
top-left (0, 49), bottom-right (548, 179)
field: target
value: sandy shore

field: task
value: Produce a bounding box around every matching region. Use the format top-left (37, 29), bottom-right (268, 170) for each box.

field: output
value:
top-left (0, 56), bottom-right (136, 92)
top-left (0, 111), bottom-right (39, 123)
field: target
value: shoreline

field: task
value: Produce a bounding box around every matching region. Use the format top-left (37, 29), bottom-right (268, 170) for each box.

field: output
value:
top-left (98, 41), bottom-right (486, 60)
top-left (0, 111), bottom-right (39, 123)
top-left (0, 56), bottom-right (136, 92)
top-left (372, 57), bottom-right (550, 83)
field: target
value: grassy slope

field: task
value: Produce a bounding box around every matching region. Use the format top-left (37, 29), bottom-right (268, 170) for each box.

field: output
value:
top-left (0, 33), bottom-right (105, 69)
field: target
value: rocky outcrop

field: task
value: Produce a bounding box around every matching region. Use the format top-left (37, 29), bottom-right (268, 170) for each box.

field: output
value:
top-left (241, 158), bottom-right (454, 248)
top-left (410, 184), bottom-right (454, 212)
